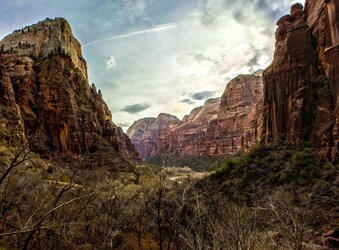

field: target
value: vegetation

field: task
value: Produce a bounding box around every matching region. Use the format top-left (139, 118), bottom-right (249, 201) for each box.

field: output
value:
top-left (0, 143), bottom-right (337, 249)
top-left (46, 46), bottom-right (71, 59)
top-left (0, 46), bottom-right (19, 55)
top-left (212, 143), bottom-right (337, 195)
top-left (146, 155), bottom-right (224, 172)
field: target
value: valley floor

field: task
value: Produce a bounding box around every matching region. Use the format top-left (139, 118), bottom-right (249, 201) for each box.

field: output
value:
top-left (0, 143), bottom-right (338, 249)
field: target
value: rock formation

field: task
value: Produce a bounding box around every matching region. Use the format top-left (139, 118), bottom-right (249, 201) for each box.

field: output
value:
top-left (127, 74), bottom-right (263, 159)
top-left (166, 98), bottom-right (220, 157)
top-left (127, 114), bottom-right (182, 160)
top-left (0, 65), bottom-right (26, 146)
top-left (206, 74), bottom-right (263, 156)
top-left (0, 18), bottom-right (138, 160)
top-left (262, 0), bottom-right (339, 161)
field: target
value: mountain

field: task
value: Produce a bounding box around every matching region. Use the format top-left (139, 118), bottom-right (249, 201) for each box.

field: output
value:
top-left (127, 113), bottom-right (183, 160)
top-left (262, 1), bottom-right (339, 162)
top-left (127, 73), bottom-right (263, 160)
top-left (206, 74), bottom-right (263, 156)
top-left (167, 97), bottom-right (221, 157)
top-left (0, 18), bottom-right (138, 162)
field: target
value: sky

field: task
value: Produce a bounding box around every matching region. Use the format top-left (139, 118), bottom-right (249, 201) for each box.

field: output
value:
top-left (0, 0), bottom-right (296, 130)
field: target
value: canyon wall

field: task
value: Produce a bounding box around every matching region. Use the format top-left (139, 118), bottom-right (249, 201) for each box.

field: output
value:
top-left (127, 74), bottom-right (263, 159)
top-left (127, 114), bottom-right (183, 160)
top-left (0, 18), bottom-right (138, 160)
top-left (206, 74), bottom-right (263, 156)
top-left (262, 0), bottom-right (339, 161)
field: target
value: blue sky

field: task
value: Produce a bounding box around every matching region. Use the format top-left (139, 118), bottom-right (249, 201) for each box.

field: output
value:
top-left (0, 0), bottom-right (296, 130)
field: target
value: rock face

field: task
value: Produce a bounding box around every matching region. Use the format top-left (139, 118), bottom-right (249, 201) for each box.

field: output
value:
top-left (262, 1), bottom-right (339, 161)
top-left (206, 74), bottom-right (263, 156)
top-left (0, 18), bottom-right (87, 78)
top-left (0, 18), bottom-right (138, 160)
top-left (0, 65), bottom-right (26, 146)
top-left (127, 74), bottom-right (263, 159)
top-left (167, 98), bottom-right (220, 157)
top-left (127, 114), bottom-right (182, 160)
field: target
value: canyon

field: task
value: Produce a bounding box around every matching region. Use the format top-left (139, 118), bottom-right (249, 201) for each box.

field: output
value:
top-left (0, 0), bottom-right (338, 163)
top-left (0, 1), bottom-right (338, 249)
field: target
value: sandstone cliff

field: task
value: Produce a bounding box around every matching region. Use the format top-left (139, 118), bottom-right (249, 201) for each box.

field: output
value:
top-left (127, 74), bottom-right (263, 159)
top-left (0, 18), bottom-right (138, 160)
top-left (166, 98), bottom-right (221, 157)
top-left (207, 74), bottom-right (263, 156)
top-left (0, 18), bottom-right (87, 78)
top-left (127, 114), bottom-right (182, 159)
top-left (262, 1), bottom-right (339, 161)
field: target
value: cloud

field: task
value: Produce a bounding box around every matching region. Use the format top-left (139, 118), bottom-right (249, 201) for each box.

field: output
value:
top-left (191, 91), bottom-right (216, 101)
top-left (201, 0), bottom-right (291, 28)
top-left (84, 23), bottom-right (176, 47)
top-left (117, 122), bottom-right (132, 128)
top-left (106, 56), bottom-right (117, 70)
top-left (77, 0), bottom-right (292, 128)
top-left (121, 103), bottom-right (151, 114)
top-left (248, 50), bottom-right (261, 67)
top-left (181, 98), bottom-right (195, 105)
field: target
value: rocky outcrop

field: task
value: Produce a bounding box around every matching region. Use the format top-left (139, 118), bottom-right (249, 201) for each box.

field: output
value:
top-left (127, 114), bottom-right (182, 159)
top-left (166, 98), bottom-right (221, 157)
top-left (206, 74), bottom-right (263, 156)
top-left (128, 74), bottom-right (263, 159)
top-left (0, 18), bottom-right (87, 78)
top-left (262, 1), bottom-right (339, 161)
top-left (0, 18), bottom-right (138, 160)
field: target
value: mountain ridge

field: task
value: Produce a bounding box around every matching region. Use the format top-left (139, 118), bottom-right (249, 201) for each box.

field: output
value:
top-left (127, 73), bottom-right (263, 160)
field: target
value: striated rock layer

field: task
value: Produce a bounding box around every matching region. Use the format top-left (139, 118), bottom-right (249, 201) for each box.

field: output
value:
top-left (262, 0), bottom-right (339, 161)
top-left (127, 74), bottom-right (263, 159)
top-left (127, 114), bottom-right (183, 160)
top-left (0, 18), bottom-right (138, 160)
top-left (206, 74), bottom-right (263, 156)
top-left (167, 98), bottom-right (221, 157)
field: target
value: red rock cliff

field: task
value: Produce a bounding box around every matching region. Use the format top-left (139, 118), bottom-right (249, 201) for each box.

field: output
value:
top-left (127, 114), bottom-right (182, 160)
top-left (262, 1), bottom-right (339, 161)
top-left (127, 74), bottom-right (263, 159)
top-left (207, 74), bottom-right (263, 156)
top-left (166, 98), bottom-right (221, 157)
top-left (0, 18), bottom-right (138, 160)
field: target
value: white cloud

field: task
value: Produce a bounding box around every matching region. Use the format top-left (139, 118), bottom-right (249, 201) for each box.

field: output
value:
top-left (83, 0), bottom-right (295, 131)
top-left (106, 56), bottom-right (117, 70)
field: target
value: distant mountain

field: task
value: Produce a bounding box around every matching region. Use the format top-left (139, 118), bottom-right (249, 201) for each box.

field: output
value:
top-left (127, 73), bottom-right (263, 160)
top-left (127, 113), bottom-right (183, 160)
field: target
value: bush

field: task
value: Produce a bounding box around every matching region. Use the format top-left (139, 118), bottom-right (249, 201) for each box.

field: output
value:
top-left (212, 143), bottom-right (338, 195)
